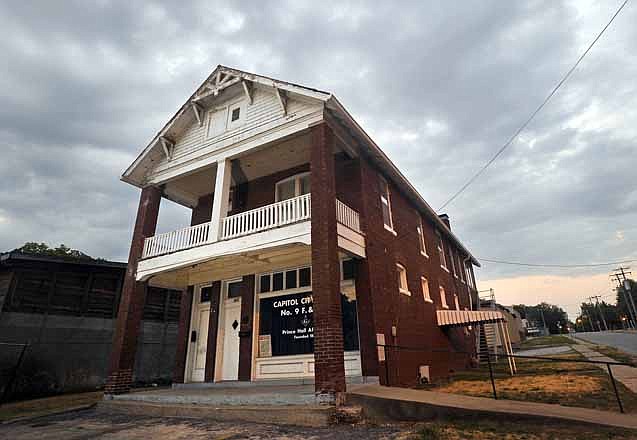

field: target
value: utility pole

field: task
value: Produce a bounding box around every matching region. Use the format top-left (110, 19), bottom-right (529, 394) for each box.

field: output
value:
top-left (539, 308), bottom-right (548, 335)
top-left (611, 267), bottom-right (637, 329)
top-left (588, 295), bottom-right (608, 331)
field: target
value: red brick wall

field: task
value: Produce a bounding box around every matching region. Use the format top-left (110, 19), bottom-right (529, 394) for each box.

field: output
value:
top-left (352, 154), bottom-right (476, 386)
top-left (204, 281), bottom-right (221, 382)
top-left (106, 185), bottom-right (161, 394)
top-left (238, 275), bottom-right (255, 381)
top-left (310, 123), bottom-right (346, 401)
top-left (191, 194), bottom-right (213, 226)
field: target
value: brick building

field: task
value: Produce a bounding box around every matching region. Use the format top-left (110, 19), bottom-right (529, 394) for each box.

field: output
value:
top-left (108, 66), bottom-right (490, 404)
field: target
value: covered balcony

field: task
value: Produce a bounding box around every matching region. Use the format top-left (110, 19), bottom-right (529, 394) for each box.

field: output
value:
top-left (141, 194), bottom-right (362, 257)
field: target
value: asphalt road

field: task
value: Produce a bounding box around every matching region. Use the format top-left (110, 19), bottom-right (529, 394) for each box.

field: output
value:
top-left (575, 331), bottom-right (637, 355)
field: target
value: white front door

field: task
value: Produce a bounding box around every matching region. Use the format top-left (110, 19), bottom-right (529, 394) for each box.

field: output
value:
top-left (188, 285), bottom-right (212, 382)
top-left (220, 299), bottom-right (241, 381)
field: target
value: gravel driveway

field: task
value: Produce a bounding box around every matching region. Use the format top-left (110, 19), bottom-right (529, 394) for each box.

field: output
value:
top-left (0, 409), bottom-right (408, 440)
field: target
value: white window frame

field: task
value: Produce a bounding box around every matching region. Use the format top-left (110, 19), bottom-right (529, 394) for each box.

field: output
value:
top-left (421, 277), bottom-right (432, 303)
top-left (453, 292), bottom-right (460, 310)
top-left (450, 248), bottom-right (457, 278)
top-left (396, 263), bottom-right (410, 296)
top-left (417, 219), bottom-right (428, 257)
top-left (226, 100), bottom-right (246, 130)
top-left (439, 285), bottom-right (449, 309)
top-left (275, 172), bottom-right (311, 202)
top-left (379, 177), bottom-right (395, 234)
top-left (437, 232), bottom-right (448, 272)
top-left (459, 255), bottom-right (466, 283)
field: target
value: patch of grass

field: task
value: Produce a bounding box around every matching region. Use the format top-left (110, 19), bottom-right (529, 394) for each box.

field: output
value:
top-left (519, 335), bottom-right (574, 349)
top-left (398, 419), bottom-right (637, 440)
top-left (0, 391), bottom-right (102, 422)
top-left (433, 353), bottom-right (637, 413)
top-left (592, 345), bottom-right (637, 366)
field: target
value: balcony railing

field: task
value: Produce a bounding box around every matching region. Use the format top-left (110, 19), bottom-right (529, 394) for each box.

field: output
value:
top-left (221, 193), bottom-right (311, 240)
top-left (141, 194), bottom-right (361, 259)
top-left (142, 221), bottom-right (211, 260)
top-left (336, 199), bottom-right (361, 233)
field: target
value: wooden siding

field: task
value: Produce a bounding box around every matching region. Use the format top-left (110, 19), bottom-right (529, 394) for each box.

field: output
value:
top-left (148, 86), bottom-right (321, 181)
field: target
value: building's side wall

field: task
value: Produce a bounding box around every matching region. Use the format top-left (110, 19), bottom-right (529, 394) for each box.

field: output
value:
top-left (353, 154), bottom-right (477, 386)
top-left (0, 263), bottom-right (182, 400)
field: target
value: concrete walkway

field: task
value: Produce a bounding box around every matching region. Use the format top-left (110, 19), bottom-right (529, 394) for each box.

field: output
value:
top-left (347, 384), bottom-right (637, 430)
top-left (571, 343), bottom-right (637, 393)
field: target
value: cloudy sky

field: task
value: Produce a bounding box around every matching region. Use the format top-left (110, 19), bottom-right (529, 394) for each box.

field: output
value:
top-left (1, 0), bottom-right (635, 318)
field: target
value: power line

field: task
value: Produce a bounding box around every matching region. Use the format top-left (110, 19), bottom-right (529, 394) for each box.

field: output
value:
top-left (438, 0), bottom-right (630, 211)
top-left (478, 257), bottom-right (637, 268)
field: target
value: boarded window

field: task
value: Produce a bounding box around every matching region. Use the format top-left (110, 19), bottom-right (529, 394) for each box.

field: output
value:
top-left (10, 271), bottom-right (52, 313)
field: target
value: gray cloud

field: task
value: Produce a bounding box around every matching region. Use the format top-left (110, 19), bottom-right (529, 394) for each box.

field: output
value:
top-left (1, 1), bottom-right (636, 299)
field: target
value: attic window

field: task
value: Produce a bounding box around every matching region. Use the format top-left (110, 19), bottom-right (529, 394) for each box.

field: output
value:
top-left (231, 107), bottom-right (241, 122)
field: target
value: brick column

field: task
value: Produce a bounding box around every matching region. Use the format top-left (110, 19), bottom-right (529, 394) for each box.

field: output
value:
top-left (238, 274), bottom-right (255, 381)
top-left (105, 185), bottom-right (161, 395)
top-left (172, 286), bottom-right (193, 384)
top-left (204, 281), bottom-right (222, 382)
top-left (310, 123), bottom-right (346, 405)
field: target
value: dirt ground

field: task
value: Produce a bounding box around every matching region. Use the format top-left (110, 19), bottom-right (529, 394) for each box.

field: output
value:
top-left (2, 408), bottom-right (637, 440)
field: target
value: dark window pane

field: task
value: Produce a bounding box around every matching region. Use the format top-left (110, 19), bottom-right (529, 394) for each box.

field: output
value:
top-left (12, 271), bottom-right (52, 313)
top-left (227, 281), bottom-right (242, 298)
top-left (381, 203), bottom-right (391, 226)
top-left (51, 272), bottom-right (89, 316)
top-left (200, 286), bottom-right (212, 303)
top-left (285, 270), bottom-right (297, 289)
top-left (231, 107), bottom-right (240, 121)
top-left (273, 272), bottom-right (284, 291)
top-left (342, 260), bottom-right (356, 280)
top-left (86, 275), bottom-right (119, 318)
top-left (260, 275), bottom-right (271, 293)
top-left (299, 267), bottom-right (311, 287)
top-left (341, 292), bottom-right (359, 351)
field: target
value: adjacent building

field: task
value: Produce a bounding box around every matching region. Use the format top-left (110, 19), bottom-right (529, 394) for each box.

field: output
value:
top-left (108, 66), bottom-right (493, 403)
top-left (0, 252), bottom-right (180, 398)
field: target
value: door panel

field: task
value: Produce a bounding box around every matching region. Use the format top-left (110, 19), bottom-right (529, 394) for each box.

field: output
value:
top-left (190, 307), bottom-right (209, 382)
top-left (221, 302), bottom-right (241, 381)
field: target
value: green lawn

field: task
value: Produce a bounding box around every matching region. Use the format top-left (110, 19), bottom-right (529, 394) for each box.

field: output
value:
top-left (591, 344), bottom-right (637, 366)
top-left (399, 419), bottom-right (637, 440)
top-left (433, 352), bottom-right (637, 413)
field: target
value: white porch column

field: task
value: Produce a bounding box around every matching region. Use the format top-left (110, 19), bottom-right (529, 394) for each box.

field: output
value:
top-left (209, 158), bottom-right (232, 242)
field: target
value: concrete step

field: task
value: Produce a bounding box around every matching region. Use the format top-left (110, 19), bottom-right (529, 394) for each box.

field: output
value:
top-left (97, 399), bottom-right (335, 427)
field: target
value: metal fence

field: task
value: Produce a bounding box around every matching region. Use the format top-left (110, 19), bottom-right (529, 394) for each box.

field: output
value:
top-left (378, 343), bottom-right (636, 413)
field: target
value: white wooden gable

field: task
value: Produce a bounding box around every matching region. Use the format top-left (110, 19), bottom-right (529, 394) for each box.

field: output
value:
top-left (123, 66), bottom-right (330, 187)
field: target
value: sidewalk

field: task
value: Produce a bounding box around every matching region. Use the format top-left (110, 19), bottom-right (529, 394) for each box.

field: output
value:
top-left (571, 343), bottom-right (637, 393)
top-left (347, 384), bottom-right (637, 430)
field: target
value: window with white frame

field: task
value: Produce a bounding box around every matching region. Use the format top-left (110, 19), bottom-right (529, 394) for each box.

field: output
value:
top-left (397, 263), bottom-right (410, 295)
top-left (459, 255), bottom-right (465, 283)
top-left (417, 219), bottom-right (428, 257)
top-left (450, 248), bottom-right (457, 277)
top-left (439, 285), bottom-right (448, 309)
top-left (226, 101), bottom-right (246, 130)
top-left (453, 292), bottom-right (460, 310)
top-left (436, 231), bottom-right (448, 271)
top-left (379, 177), bottom-right (394, 231)
top-left (421, 277), bottom-right (432, 303)
top-left (275, 172), bottom-right (311, 202)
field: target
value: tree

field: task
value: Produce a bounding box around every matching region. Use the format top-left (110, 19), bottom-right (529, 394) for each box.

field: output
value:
top-left (12, 242), bottom-right (97, 261)
top-left (513, 303), bottom-right (568, 334)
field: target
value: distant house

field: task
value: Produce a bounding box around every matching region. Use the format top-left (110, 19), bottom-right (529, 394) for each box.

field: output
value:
top-left (0, 252), bottom-right (181, 399)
